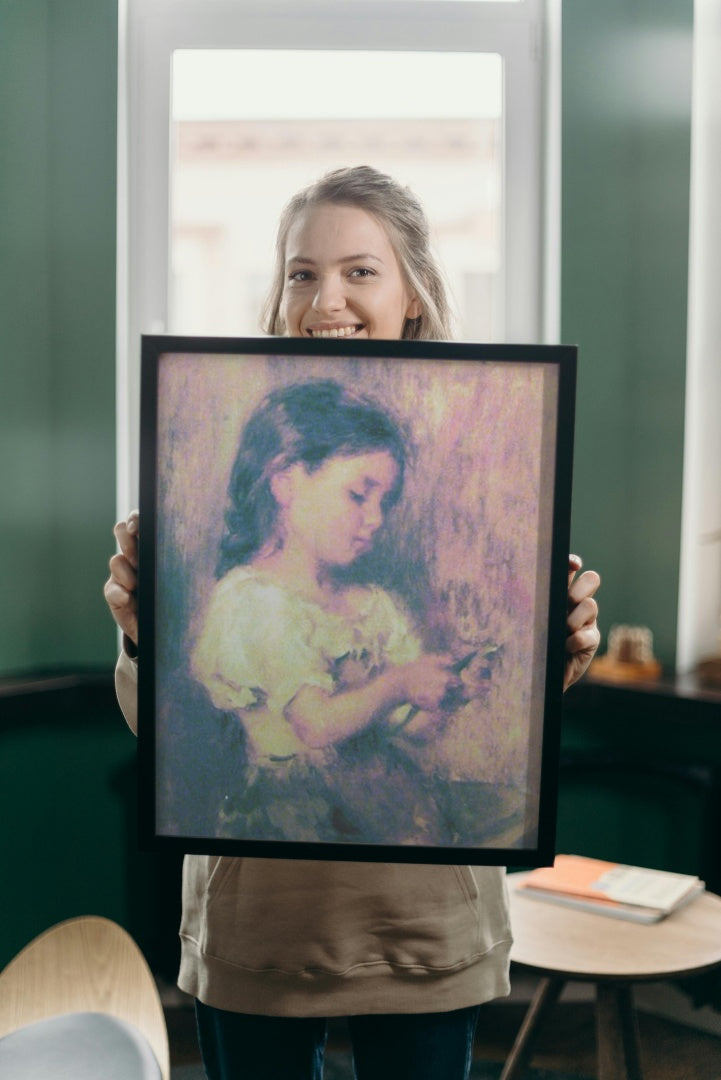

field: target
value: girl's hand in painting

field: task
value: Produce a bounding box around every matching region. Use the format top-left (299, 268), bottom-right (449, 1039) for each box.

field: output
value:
top-left (332, 652), bottom-right (378, 691)
top-left (104, 510), bottom-right (140, 647)
top-left (289, 654), bottom-right (459, 749)
top-left (564, 554), bottom-right (601, 691)
top-left (396, 654), bottom-right (462, 714)
top-left (455, 643), bottom-right (501, 705)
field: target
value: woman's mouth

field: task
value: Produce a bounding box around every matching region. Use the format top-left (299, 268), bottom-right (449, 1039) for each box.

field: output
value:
top-left (307, 324), bottom-right (364, 339)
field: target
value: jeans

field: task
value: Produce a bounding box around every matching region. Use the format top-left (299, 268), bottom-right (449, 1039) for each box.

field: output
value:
top-left (195, 1000), bottom-right (481, 1080)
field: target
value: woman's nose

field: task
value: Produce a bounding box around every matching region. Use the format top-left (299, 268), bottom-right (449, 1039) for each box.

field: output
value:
top-left (312, 274), bottom-right (345, 314)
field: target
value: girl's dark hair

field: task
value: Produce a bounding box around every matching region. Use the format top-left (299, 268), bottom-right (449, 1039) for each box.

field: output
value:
top-left (217, 379), bottom-right (408, 577)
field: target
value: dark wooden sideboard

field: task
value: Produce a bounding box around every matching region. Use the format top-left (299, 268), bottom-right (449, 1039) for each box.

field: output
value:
top-left (559, 672), bottom-right (721, 892)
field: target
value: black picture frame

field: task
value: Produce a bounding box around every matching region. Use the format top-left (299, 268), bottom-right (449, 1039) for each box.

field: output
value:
top-left (138, 335), bottom-right (576, 866)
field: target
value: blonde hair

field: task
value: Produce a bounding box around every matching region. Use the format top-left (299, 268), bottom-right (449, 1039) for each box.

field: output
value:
top-left (261, 165), bottom-right (454, 341)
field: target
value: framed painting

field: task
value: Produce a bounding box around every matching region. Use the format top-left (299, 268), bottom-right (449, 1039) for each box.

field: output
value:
top-left (137, 336), bottom-right (576, 865)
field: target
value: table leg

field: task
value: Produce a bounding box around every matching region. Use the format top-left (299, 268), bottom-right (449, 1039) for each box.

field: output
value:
top-left (499, 976), bottom-right (565, 1080)
top-left (596, 982), bottom-right (643, 1080)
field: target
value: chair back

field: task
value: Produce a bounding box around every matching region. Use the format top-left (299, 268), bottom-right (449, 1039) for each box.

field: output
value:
top-left (0, 915), bottom-right (170, 1079)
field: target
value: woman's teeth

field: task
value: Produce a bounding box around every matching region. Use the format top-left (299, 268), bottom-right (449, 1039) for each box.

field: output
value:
top-left (310, 325), bottom-right (360, 338)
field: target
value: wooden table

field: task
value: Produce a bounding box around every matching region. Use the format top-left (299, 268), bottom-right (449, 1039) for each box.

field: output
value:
top-left (503, 873), bottom-right (721, 1080)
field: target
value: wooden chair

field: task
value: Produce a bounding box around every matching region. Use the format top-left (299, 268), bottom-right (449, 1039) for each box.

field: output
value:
top-left (0, 915), bottom-right (170, 1079)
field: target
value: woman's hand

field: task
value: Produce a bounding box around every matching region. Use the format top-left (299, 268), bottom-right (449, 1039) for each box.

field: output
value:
top-left (564, 554), bottom-right (601, 691)
top-left (103, 510), bottom-right (140, 647)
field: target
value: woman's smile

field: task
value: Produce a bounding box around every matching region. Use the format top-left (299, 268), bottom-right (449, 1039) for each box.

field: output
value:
top-left (307, 323), bottom-right (365, 339)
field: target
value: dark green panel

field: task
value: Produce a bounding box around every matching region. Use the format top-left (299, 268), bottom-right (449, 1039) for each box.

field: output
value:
top-left (556, 770), bottom-right (707, 877)
top-left (0, 688), bottom-right (133, 967)
top-left (47, 0), bottom-right (119, 667)
top-left (0, 0), bottom-right (119, 674)
top-left (0, 2), bottom-right (55, 670)
top-left (559, 682), bottom-right (721, 888)
top-left (562, 0), bottom-right (693, 668)
top-left (0, 680), bottom-right (185, 976)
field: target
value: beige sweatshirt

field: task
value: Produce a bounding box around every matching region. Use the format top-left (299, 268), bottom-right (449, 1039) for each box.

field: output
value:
top-left (116, 650), bottom-right (512, 1016)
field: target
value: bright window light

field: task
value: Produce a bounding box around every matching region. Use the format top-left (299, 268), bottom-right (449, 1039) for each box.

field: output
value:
top-left (173, 50), bottom-right (502, 121)
top-left (170, 50), bottom-right (503, 341)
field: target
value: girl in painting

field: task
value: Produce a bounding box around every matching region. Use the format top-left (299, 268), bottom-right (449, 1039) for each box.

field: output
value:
top-left (190, 377), bottom-right (472, 846)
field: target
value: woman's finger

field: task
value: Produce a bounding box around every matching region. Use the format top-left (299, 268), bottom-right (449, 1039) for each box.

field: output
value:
top-left (113, 511), bottom-right (140, 567)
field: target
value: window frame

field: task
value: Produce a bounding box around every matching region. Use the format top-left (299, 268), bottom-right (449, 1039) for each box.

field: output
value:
top-left (117, 0), bottom-right (558, 510)
top-left (676, 0), bottom-right (721, 673)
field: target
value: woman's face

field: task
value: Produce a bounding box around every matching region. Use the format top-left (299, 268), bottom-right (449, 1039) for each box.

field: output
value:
top-left (280, 203), bottom-right (421, 340)
top-left (274, 449), bottom-right (399, 568)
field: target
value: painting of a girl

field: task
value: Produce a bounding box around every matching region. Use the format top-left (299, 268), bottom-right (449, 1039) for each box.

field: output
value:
top-left (189, 377), bottom-right (506, 847)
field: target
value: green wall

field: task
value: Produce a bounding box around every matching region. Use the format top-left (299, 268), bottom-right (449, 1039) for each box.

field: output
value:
top-left (0, 0), bottom-right (118, 675)
top-left (563, 0), bottom-right (693, 669)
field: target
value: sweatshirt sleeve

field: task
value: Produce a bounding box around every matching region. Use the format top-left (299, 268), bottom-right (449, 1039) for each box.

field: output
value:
top-left (115, 646), bottom-right (139, 736)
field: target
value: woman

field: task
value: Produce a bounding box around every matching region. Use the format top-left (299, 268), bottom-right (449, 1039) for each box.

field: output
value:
top-left (105, 166), bottom-right (600, 1080)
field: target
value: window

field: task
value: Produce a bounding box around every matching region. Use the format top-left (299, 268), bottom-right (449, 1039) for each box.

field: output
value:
top-left (117, 0), bottom-right (557, 509)
top-left (169, 49), bottom-right (503, 340)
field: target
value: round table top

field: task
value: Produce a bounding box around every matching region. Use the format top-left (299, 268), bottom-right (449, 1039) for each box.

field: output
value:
top-left (508, 871), bottom-right (721, 981)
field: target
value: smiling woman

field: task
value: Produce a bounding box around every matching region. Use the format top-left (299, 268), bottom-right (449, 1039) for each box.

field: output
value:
top-left (263, 167), bottom-right (450, 341)
top-left (281, 205), bottom-right (421, 340)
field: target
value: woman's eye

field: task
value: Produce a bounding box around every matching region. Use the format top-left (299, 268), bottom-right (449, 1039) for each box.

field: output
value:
top-left (349, 491), bottom-right (366, 505)
top-left (288, 270), bottom-right (313, 283)
top-left (349, 267), bottom-right (375, 279)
